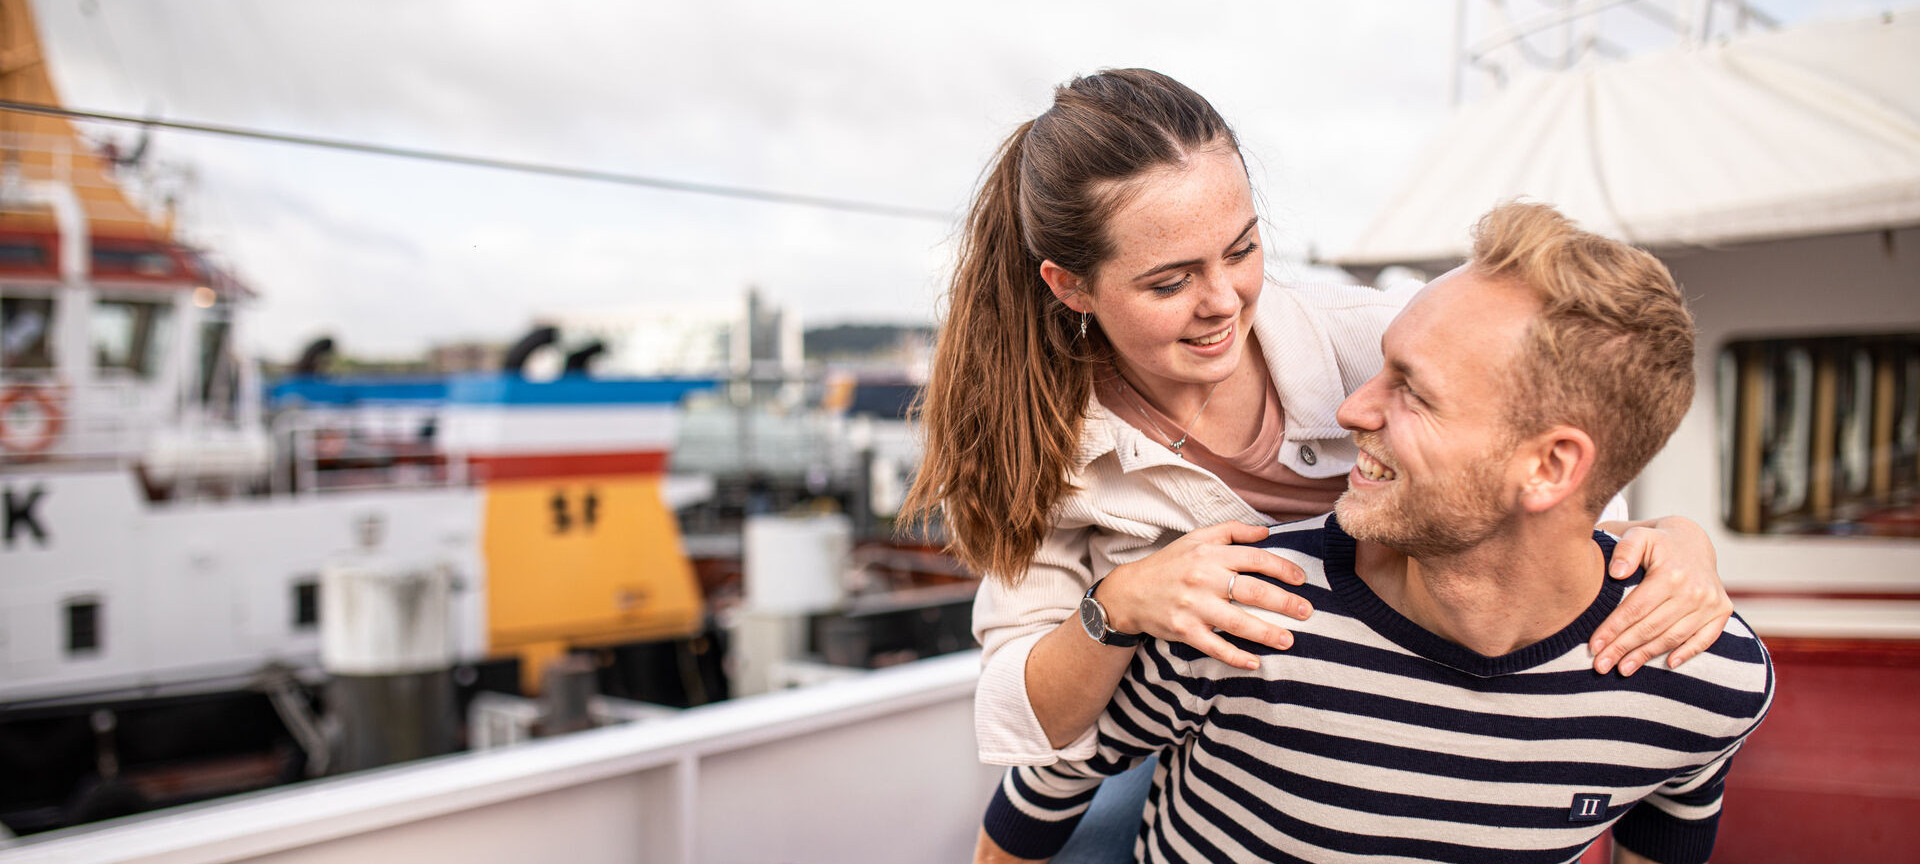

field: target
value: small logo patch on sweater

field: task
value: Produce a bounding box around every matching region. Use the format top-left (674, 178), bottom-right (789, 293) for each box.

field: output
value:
top-left (1569, 793), bottom-right (1609, 822)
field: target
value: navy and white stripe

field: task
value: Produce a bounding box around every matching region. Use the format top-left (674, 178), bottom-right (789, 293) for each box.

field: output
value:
top-left (983, 514), bottom-right (1774, 864)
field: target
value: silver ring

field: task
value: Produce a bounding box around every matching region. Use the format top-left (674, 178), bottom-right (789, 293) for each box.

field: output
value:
top-left (1225, 572), bottom-right (1238, 603)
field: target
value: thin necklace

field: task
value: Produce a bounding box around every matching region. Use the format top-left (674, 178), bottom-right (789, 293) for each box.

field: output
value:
top-left (1117, 373), bottom-right (1221, 459)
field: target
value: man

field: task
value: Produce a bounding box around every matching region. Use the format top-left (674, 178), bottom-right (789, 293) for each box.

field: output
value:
top-left (976, 201), bottom-right (1773, 864)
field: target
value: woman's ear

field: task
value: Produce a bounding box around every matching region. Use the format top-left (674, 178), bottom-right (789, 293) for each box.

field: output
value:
top-left (1039, 260), bottom-right (1088, 312)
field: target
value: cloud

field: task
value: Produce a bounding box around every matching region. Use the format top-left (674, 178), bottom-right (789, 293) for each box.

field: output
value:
top-left (29, 0), bottom-right (1892, 357)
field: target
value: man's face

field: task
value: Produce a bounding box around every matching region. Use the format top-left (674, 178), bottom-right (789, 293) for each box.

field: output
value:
top-left (1333, 269), bottom-right (1537, 557)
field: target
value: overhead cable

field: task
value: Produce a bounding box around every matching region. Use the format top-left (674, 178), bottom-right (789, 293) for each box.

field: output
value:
top-left (0, 99), bottom-right (954, 223)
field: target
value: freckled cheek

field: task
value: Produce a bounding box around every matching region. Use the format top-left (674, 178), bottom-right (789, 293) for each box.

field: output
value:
top-left (1237, 268), bottom-right (1263, 304)
top-left (1109, 309), bottom-right (1186, 354)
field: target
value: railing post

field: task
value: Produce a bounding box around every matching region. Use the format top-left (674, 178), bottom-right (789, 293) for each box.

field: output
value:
top-left (674, 755), bottom-right (699, 864)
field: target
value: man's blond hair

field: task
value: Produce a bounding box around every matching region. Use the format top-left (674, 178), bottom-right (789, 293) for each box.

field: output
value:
top-left (1470, 201), bottom-right (1696, 513)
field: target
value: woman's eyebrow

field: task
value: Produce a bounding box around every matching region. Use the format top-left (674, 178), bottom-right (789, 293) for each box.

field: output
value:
top-left (1131, 217), bottom-right (1260, 281)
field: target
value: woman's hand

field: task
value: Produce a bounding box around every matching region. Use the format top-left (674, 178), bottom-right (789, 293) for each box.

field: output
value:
top-left (1098, 522), bottom-right (1312, 671)
top-left (1591, 516), bottom-right (1733, 676)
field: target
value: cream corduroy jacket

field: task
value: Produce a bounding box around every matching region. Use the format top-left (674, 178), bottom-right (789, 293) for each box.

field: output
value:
top-left (970, 280), bottom-right (1625, 765)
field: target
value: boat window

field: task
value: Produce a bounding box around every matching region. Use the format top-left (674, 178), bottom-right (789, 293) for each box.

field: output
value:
top-left (66, 598), bottom-right (101, 655)
top-left (93, 248), bottom-right (176, 278)
top-left (2, 295), bottom-right (55, 370)
top-left (293, 579), bottom-right (319, 629)
top-left (1720, 334), bottom-right (1920, 537)
top-left (92, 299), bottom-right (173, 378)
top-left (0, 242), bottom-right (48, 269)
top-left (198, 316), bottom-right (238, 418)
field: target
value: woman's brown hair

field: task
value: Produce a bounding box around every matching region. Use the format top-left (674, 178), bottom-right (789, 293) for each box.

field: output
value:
top-left (903, 68), bottom-right (1238, 584)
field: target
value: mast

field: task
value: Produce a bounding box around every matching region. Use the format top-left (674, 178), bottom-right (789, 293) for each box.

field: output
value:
top-left (0, 0), bottom-right (165, 240)
top-left (1450, 0), bottom-right (1780, 106)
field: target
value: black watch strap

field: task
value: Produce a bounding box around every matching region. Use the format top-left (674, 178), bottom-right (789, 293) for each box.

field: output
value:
top-left (1082, 580), bottom-right (1144, 647)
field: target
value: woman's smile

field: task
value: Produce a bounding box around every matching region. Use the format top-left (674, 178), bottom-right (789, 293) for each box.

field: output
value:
top-left (1182, 324), bottom-right (1233, 348)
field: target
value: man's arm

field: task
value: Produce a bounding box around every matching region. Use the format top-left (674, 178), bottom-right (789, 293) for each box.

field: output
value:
top-left (1612, 844), bottom-right (1658, 864)
top-left (1609, 749), bottom-right (1742, 864)
top-left (977, 645), bottom-right (1209, 862)
top-left (976, 827), bottom-right (1047, 864)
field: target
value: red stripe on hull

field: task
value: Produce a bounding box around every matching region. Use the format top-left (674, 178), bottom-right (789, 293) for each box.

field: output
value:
top-left (1713, 636), bottom-right (1920, 862)
top-left (1730, 590), bottom-right (1920, 602)
top-left (468, 451), bottom-right (668, 481)
top-left (1759, 636), bottom-right (1920, 666)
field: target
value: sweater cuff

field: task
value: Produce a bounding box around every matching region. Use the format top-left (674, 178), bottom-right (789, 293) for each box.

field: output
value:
top-left (982, 770), bottom-right (1096, 861)
top-left (1611, 802), bottom-right (1720, 864)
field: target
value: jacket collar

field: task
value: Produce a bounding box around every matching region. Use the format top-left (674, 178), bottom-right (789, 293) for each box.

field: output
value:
top-left (1074, 392), bottom-right (1185, 473)
top-left (1252, 285), bottom-right (1354, 441)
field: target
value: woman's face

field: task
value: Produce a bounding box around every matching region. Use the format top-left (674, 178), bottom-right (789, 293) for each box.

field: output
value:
top-left (1065, 145), bottom-right (1264, 402)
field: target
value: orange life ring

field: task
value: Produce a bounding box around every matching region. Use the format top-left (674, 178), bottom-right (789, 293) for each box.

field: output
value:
top-left (0, 386), bottom-right (64, 455)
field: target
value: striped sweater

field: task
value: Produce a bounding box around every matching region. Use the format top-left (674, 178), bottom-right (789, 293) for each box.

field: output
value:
top-left (983, 514), bottom-right (1774, 864)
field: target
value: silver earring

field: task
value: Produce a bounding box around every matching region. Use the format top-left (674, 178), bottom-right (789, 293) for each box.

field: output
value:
top-left (1078, 311), bottom-right (1089, 340)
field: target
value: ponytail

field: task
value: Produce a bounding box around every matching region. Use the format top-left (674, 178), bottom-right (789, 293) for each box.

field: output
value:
top-left (903, 123), bottom-right (1099, 583)
top-left (903, 68), bottom-right (1236, 584)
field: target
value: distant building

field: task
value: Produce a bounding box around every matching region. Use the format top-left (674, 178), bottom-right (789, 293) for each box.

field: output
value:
top-left (427, 341), bottom-right (505, 374)
top-left (537, 287), bottom-right (803, 387)
top-left (805, 324), bottom-right (933, 380)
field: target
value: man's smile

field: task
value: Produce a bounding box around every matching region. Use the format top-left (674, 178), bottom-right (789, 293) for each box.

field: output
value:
top-left (1355, 446), bottom-right (1398, 483)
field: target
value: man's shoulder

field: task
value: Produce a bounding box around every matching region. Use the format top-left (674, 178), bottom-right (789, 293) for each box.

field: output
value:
top-left (1243, 515), bottom-right (1335, 585)
top-left (1691, 611), bottom-right (1776, 716)
top-left (1232, 515), bottom-right (1342, 623)
top-left (1619, 595), bottom-right (1775, 733)
top-left (1248, 513), bottom-right (1331, 555)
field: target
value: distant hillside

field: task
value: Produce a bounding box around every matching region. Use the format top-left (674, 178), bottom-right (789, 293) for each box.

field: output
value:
top-left (804, 324), bottom-right (933, 360)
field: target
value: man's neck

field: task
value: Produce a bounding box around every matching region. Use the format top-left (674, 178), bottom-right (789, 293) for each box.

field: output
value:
top-left (1352, 519), bottom-right (1607, 658)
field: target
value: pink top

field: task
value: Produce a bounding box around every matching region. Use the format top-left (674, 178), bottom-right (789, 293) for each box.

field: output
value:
top-left (1094, 370), bottom-right (1348, 523)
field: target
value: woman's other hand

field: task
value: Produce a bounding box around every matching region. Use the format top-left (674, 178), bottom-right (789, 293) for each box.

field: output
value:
top-left (1098, 522), bottom-right (1312, 671)
top-left (1591, 516), bottom-right (1733, 676)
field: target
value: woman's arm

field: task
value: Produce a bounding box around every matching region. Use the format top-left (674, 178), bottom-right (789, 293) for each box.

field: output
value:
top-left (1591, 515), bottom-right (1733, 676)
top-left (1023, 522), bottom-right (1311, 748)
top-left (973, 523), bottom-right (1106, 765)
top-left (1024, 617), bottom-right (1135, 749)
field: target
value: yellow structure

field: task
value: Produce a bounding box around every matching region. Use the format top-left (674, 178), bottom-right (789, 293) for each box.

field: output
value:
top-left (483, 474), bottom-right (705, 694)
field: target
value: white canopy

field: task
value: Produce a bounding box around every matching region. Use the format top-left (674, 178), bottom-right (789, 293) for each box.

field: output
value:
top-left (1333, 14), bottom-right (1920, 269)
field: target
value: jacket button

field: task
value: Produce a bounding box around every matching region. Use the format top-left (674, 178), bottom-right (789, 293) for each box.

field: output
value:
top-left (1300, 444), bottom-right (1317, 466)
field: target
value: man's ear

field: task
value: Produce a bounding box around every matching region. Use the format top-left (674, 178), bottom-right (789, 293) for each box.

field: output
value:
top-left (1517, 426), bottom-right (1596, 514)
top-left (1039, 260), bottom-right (1088, 312)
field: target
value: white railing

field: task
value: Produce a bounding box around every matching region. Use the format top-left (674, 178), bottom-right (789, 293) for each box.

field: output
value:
top-left (270, 408), bottom-right (468, 496)
top-left (0, 651), bottom-right (1001, 864)
top-left (0, 379), bottom-right (148, 467)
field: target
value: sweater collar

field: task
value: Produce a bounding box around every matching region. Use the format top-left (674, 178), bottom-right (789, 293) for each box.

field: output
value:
top-left (1320, 515), bottom-right (1627, 677)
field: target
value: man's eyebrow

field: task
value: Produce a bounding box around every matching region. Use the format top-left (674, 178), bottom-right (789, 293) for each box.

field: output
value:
top-left (1131, 217), bottom-right (1260, 281)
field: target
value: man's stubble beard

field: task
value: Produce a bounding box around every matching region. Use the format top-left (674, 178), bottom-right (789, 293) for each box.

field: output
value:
top-left (1335, 430), bottom-right (1511, 559)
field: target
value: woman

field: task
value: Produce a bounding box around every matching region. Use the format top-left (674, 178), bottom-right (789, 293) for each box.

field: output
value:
top-left (905, 69), bottom-right (1731, 859)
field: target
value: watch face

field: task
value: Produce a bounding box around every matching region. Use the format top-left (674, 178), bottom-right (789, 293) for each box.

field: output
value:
top-left (1080, 595), bottom-right (1105, 639)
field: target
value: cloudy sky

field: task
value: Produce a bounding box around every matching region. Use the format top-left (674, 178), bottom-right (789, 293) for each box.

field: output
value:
top-left (30, 0), bottom-right (1903, 359)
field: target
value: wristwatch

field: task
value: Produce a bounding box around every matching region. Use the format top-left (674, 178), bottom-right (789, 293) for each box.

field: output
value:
top-left (1079, 580), bottom-right (1144, 647)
